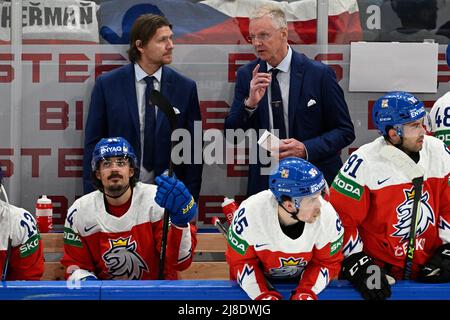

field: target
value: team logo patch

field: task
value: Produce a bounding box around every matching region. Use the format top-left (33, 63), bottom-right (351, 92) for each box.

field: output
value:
top-left (308, 168), bottom-right (318, 177)
top-left (19, 234), bottom-right (41, 258)
top-left (281, 169), bottom-right (289, 178)
top-left (330, 234), bottom-right (343, 256)
top-left (381, 99), bottom-right (389, 108)
top-left (267, 257), bottom-right (307, 279)
top-left (391, 187), bottom-right (435, 241)
top-left (332, 172), bottom-right (364, 201)
top-left (102, 236), bottom-right (148, 280)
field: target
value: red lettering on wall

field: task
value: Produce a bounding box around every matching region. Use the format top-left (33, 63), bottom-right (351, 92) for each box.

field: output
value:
top-left (226, 147), bottom-right (249, 177)
top-left (438, 53), bottom-right (450, 83)
top-left (314, 53), bottom-right (343, 82)
top-left (58, 148), bottom-right (83, 177)
top-left (40, 101), bottom-right (69, 130)
top-left (0, 53), bottom-right (14, 83)
top-left (95, 53), bottom-right (126, 79)
top-left (198, 195), bottom-right (245, 224)
top-left (59, 54), bottom-right (89, 83)
top-left (47, 195), bottom-right (68, 230)
top-left (75, 101), bottom-right (84, 130)
top-left (22, 53), bottom-right (52, 83)
top-left (21, 148), bottom-right (51, 177)
top-left (0, 148), bottom-right (14, 177)
top-left (200, 101), bottom-right (230, 130)
top-left (228, 53), bottom-right (256, 82)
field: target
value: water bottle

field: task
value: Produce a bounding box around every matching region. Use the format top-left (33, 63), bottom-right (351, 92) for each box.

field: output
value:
top-left (221, 197), bottom-right (238, 225)
top-left (36, 195), bottom-right (53, 233)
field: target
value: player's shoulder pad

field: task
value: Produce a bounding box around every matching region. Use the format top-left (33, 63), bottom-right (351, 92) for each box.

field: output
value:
top-left (317, 199), bottom-right (344, 254)
top-left (9, 205), bottom-right (40, 255)
top-left (331, 141), bottom-right (375, 200)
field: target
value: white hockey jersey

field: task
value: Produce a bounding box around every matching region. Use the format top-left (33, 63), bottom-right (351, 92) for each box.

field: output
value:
top-left (0, 201), bottom-right (43, 280)
top-left (226, 190), bottom-right (344, 300)
top-left (429, 91), bottom-right (450, 146)
top-left (330, 136), bottom-right (450, 279)
top-left (61, 182), bottom-right (196, 280)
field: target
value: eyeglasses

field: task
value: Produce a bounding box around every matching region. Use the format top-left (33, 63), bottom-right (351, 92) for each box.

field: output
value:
top-left (246, 28), bottom-right (283, 42)
top-left (100, 158), bottom-right (129, 169)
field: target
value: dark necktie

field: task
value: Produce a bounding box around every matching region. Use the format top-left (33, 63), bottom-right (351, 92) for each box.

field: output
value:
top-left (143, 76), bottom-right (156, 172)
top-left (270, 68), bottom-right (287, 139)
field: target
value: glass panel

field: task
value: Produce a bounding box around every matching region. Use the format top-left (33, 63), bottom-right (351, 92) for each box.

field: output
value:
top-left (358, 0), bottom-right (450, 43)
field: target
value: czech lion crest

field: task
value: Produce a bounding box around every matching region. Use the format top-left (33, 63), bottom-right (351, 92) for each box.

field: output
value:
top-left (102, 236), bottom-right (148, 279)
top-left (391, 187), bottom-right (435, 241)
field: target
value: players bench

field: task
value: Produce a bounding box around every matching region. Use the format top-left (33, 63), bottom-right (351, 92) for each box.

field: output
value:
top-left (41, 232), bottom-right (229, 280)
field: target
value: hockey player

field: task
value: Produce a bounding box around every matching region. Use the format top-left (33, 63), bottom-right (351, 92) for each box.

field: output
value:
top-left (427, 91), bottom-right (450, 146)
top-left (226, 157), bottom-right (344, 300)
top-left (0, 168), bottom-right (44, 280)
top-left (61, 137), bottom-right (197, 280)
top-left (330, 91), bottom-right (450, 300)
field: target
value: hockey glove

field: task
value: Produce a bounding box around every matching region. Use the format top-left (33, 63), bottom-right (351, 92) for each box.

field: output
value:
top-left (417, 243), bottom-right (450, 283)
top-left (341, 252), bottom-right (391, 300)
top-left (255, 291), bottom-right (283, 300)
top-left (290, 289), bottom-right (317, 300)
top-left (155, 174), bottom-right (197, 226)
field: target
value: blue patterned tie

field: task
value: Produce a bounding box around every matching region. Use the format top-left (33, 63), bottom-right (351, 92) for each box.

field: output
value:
top-left (143, 76), bottom-right (156, 172)
top-left (270, 68), bottom-right (287, 139)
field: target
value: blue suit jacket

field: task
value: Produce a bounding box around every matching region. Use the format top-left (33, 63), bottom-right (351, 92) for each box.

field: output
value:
top-left (83, 63), bottom-right (202, 200)
top-left (225, 50), bottom-right (355, 196)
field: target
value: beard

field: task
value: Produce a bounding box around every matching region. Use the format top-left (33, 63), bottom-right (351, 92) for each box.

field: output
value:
top-left (104, 173), bottom-right (128, 197)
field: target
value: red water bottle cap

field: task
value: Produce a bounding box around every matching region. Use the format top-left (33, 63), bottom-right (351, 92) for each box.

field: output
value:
top-left (221, 197), bottom-right (238, 224)
top-left (221, 197), bottom-right (236, 208)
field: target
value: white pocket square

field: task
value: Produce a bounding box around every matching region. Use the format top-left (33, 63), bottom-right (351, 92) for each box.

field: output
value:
top-left (307, 99), bottom-right (317, 107)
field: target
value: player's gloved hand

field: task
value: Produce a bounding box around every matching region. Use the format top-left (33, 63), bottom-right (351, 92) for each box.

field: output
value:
top-left (155, 174), bottom-right (197, 226)
top-left (81, 275), bottom-right (98, 281)
top-left (290, 289), bottom-right (317, 300)
top-left (255, 291), bottom-right (283, 300)
top-left (417, 243), bottom-right (450, 283)
top-left (341, 252), bottom-right (391, 300)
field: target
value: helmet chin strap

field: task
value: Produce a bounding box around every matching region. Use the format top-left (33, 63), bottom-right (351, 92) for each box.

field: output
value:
top-left (279, 202), bottom-right (300, 221)
top-left (104, 184), bottom-right (130, 199)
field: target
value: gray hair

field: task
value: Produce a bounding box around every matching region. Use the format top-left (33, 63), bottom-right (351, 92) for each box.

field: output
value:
top-left (250, 4), bottom-right (287, 29)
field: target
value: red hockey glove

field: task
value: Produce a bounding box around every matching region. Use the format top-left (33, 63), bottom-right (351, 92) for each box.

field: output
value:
top-left (255, 291), bottom-right (283, 300)
top-left (290, 289), bottom-right (317, 300)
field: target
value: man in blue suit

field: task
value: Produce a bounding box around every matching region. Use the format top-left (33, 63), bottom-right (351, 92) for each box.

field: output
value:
top-left (225, 4), bottom-right (355, 197)
top-left (84, 14), bottom-right (202, 200)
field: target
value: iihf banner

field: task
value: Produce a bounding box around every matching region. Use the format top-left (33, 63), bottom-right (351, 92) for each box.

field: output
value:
top-left (1, 43), bottom-right (450, 231)
top-left (0, 0), bottom-right (99, 43)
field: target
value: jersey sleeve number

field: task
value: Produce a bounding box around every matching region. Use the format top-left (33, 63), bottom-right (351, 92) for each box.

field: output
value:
top-left (435, 107), bottom-right (450, 128)
top-left (343, 154), bottom-right (363, 178)
top-left (20, 212), bottom-right (38, 238)
top-left (233, 208), bottom-right (248, 235)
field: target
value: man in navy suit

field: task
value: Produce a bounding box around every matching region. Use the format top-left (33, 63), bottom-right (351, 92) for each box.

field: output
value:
top-left (225, 4), bottom-right (355, 197)
top-left (84, 14), bottom-right (202, 199)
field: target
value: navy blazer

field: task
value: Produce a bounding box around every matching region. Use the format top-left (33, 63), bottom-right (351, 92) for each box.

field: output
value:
top-left (83, 63), bottom-right (202, 200)
top-left (225, 50), bottom-right (355, 196)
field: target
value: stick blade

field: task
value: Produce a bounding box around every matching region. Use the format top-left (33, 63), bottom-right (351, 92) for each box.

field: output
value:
top-left (379, 145), bottom-right (424, 181)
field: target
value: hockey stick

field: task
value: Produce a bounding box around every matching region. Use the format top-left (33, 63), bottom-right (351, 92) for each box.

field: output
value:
top-left (149, 90), bottom-right (178, 280)
top-left (379, 145), bottom-right (425, 280)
